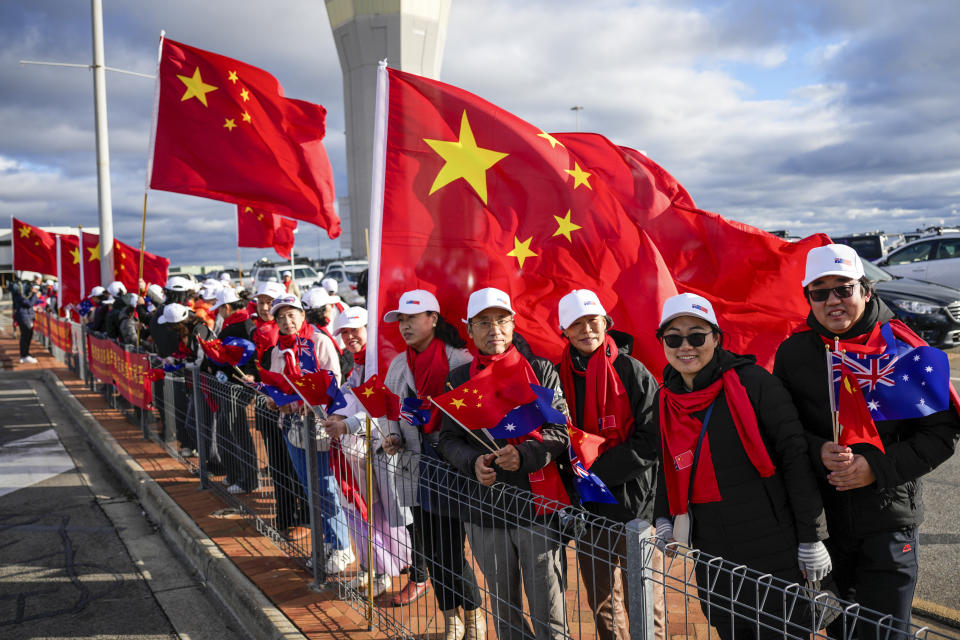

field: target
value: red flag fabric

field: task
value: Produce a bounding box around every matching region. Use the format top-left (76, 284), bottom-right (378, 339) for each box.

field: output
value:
top-left (432, 360), bottom-right (538, 430)
top-left (329, 447), bottom-right (368, 521)
top-left (237, 203), bottom-right (297, 260)
top-left (288, 369), bottom-right (337, 406)
top-left (198, 338), bottom-right (246, 367)
top-left (58, 234), bottom-right (83, 306)
top-left (150, 38), bottom-right (339, 237)
top-left (80, 231), bottom-right (102, 296)
top-left (567, 422), bottom-right (607, 470)
top-left (372, 69), bottom-right (829, 376)
top-left (257, 364), bottom-right (295, 394)
top-left (353, 374), bottom-right (402, 421)
top-left (113, 238), bottom-right (170, 291)
top-left (12, 218), bottom-right (56, 274)
top-left (837, 361), bottom-right (886, 453)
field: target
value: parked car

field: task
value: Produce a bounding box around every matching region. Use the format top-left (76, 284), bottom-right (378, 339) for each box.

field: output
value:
top-left (865, 260), bottom-right (960, 349)
top-left (874, 233), bottom-right (960, 290)
top-left (832, 231), bottom-right (904, 261)
top-left (323, 260), bottom-right (368, 305)
top-left (250, 263), bottom-right (321, 294)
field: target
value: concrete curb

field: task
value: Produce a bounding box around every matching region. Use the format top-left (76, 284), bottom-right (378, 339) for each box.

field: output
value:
top-left (914, 598), bottom-right (960, 631)
top-left (32, 369), bottom-right (308, 640)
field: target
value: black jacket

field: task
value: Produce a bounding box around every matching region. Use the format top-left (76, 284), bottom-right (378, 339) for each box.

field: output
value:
top-left (561, 343), bottom-right (660, 523)
top-left (438, 346), bottom-right (572, 527)
top-left (773, 298), bottom-right (960, 538)
top-left (213, 316), bottom-right (258, 377)
top-left (654, 349), bottom-right (826, 577)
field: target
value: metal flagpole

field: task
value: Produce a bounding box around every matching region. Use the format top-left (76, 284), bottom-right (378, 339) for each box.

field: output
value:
top-left (90, 0), bottom-right (114, 285)
top-left (78, 226), bottom-right (85, 299)
top-left (56, 235), bottom-right (63, 317)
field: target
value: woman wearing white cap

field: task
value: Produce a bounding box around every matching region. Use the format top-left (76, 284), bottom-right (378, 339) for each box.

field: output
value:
top-left (264, 294), bottom-right (354, 575)
top-left (302, 287), bottom-right (345, 383)
top-left (380, 289), bottom-right (483, 636)
top-left (320, 307), bottom-right (411, 599)
top-left (555, 289), bottom-right (661, 640)
top-left (774, 244), bottom-right (960, 636)
top-left (653, 293), bottom-right (829, 640)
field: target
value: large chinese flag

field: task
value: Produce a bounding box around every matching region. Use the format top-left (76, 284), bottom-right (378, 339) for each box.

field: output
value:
top-left (113, 238), bottom-right (170, 291)
top-left (12, 218), bottom-right (55, 274)
top-left (371, 69), bottom-right (829, 376)
top-left (237, 203), bottom-right (297, 259)
top-left (149, 38), bottom-right (340, 237)
top-left (58, 234), bottom-right (83, 306)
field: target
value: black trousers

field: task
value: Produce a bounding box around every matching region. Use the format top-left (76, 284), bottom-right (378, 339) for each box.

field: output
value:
top-left (826, 528), bottom-right (918, 640)
top-left (19, 324), bottom-right (33, 357)
top-left (253, 396), bottom-right (306, 530)
top-left (214, 382), bottom-right (258, 490)
top-left (415, 505), bottom-right (481, 612)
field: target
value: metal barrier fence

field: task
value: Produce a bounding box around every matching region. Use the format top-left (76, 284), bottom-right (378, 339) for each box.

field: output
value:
top-left (36, 326), bottom-right (954, 640)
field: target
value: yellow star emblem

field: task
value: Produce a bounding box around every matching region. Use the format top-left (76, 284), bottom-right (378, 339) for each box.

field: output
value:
top-left (451, 398), bottom-right (466, 410)
top-left (18, 225), bottom-right (31, 238)
top-left (70, 248), bottom-right (80, 265)
top-left (552, 210), bottom-right (582, 242)
top-left (565, 162), bottom-right (592, 190)
top-left (507, 236), bottom-right (537, 269)
top-left (423, 111), bottom-right (508, 204)
top-left (177, 67), bottom-right (218, 107)
top-left (362, 386), bottom-right (375, 398)
top-left (87, 243), bottom-right (101, 262)
top-left (537, 130), bottom-right (564, 149)
top-left (224, 118), bottom-right (237, 131)
top-left (228, 70), bottom-right (238, 84)
top-left (240, 87), bottom-right (250, 102)
top-left (241, 111), bottom-right (252, 123)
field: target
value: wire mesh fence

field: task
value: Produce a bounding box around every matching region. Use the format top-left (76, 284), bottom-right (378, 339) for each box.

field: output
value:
top-left (34, 327), bottom-right (955, 640)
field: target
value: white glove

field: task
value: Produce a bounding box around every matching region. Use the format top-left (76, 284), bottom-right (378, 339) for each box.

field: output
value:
top-left (654, 517), bottom-right (674, 551)
top-left (797, 541), bottom-right (832, 582)
top-left (215, 370), bottom-right (229, 384)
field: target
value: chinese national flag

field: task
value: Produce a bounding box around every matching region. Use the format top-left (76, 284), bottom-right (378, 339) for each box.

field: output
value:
top-left (372, 69), bottom-right (829, 376)
top-left (12, 217), bottom-right (55, 274)
top-left (237, 203), bottom-right (297, 260)
top-left (432, 359), bottom-right (538, 430)
top-left (567, 423), bottom-right (607, 470)
top-left (353, 375), bottom-right (402, 421)
top-left (113, 238), bottom-right (170, 291)
top-left (150, 38), bottom-right (340, 237)
top-left (80, 231), bottom-right (103, 295)
top-left (58, 234), bottom-right (83, 306)
top-left (837, 364), bottom-right (887, 453)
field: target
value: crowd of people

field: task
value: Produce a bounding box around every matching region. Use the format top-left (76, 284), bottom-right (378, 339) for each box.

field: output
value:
top-left (11, 242), bottom-right (958, 640)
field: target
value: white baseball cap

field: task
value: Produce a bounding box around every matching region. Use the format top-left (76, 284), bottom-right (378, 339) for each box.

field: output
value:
top-left (165, 276), bottom-right (191, 292)
top-left (255, 281), bottom-right (286, 299)
top-left (466, 287), bottom-right (514, 322)
top-left (282, 270), bottom-right (292, 277)
top-left (211, 286), bottom-right (241, 310)
top-left (333, 306), bottom-right (368, 335)
top-left (320, 277), bottom-right (338, 294)
top-left (106, 280), bottom-right (126, 297)
top-left (202, 278), bottom-right (220, 288)
top-left (383, 289), bottom-right (441, 322)
top-left (157, 303), bottom-right (189, 325)
top-left (302, 286), bottom-right (341, 309)
top-left (659, 293), bottom-right (720, 330)
top-left (146, 283), bottom-right (165, 301)
top-left (90, 285), bottom-right (106, 297)
top-left (219, 272), bottom-right (232, 282)
top-left (270, 294), bottom-right (303, 316)
top-left (801, 244), bottom-right (865, 287)
top-left (557, 289), bottom-right (612, 331)
top-left (199, 286), bottom-right (220, 300)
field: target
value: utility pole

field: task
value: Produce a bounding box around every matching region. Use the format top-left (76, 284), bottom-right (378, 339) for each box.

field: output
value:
top-left (571, 105), bottom-right (584, 132)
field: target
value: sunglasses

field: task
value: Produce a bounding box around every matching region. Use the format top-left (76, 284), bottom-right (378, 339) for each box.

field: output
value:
top-left (807, 284), bottom-right (856, 302)
top-left (661, 332), bottom-right (711, 348)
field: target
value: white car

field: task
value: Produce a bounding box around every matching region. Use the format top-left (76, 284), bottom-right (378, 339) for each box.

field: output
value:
top-left (875, 233), bottom-right (960, 290)
top-left (323, 260), bottom-right (368, 305)
top-left (250, 264), bottom-right (321, 294)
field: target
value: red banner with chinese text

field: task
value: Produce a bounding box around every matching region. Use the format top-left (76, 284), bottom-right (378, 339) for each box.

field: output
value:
top-left (85, 334), bottom-right (153, 409)
top-left (38, 312), bottom-right (74, 352)
top-left (35, 311), bottom-right (49, 338)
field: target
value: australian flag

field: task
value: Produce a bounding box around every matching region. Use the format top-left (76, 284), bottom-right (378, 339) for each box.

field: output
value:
top-left (487, 385), bottom-right (568, 439)
top-left (250, 381), bottom-right (300, 407)
top-left (77, 299), bottom-right (94, 317)
top-left (400, 397), bottom-right (432, 427)
top-left (570, 449), bottom-right (617, 504)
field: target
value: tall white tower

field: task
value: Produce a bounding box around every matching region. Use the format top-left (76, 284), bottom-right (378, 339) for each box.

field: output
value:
top-left (325, 0), bottom-right (451, 258)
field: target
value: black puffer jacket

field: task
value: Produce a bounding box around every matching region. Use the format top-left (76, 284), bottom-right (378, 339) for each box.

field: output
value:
top-left (654, 349), bottom-right (826, 577)
top-left (773, 298), bottom-right (960, 538)
top-left (561, 343), bottom-right (660, 523)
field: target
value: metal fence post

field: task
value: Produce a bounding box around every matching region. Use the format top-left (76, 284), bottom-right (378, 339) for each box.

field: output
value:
top-left (626, 518), bottom-right (655, 640)
top-left (191, 366), bottom-right (209, 489)
top-left (302, 413), bottom-right (326, 588)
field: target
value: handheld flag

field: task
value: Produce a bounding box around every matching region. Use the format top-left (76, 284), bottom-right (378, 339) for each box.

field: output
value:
top-left (570, 449), bottom-right (617, 504)
top-left (288, 369), bottom-right (349, 414)
top-left (568, 422), bottom-right (608, 470)
top-left (199, 337), bottom-right (255, 367)
top-left (249, 381), bottom-right (300, 407)
top-left (401, 397), bottom-right (432, 426)
top-left (353, 375), bottom-right (402, 421)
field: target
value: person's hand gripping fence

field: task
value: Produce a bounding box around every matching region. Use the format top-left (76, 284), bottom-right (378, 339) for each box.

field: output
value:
top-left (797, 541), bottom-right (832, 582)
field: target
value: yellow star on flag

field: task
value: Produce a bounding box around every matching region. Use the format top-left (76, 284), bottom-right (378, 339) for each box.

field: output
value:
top-left (87, 243), bottom-right (101, 262)
top-left (552, 210), bottom-right (582, 242)
top-left (240, 87), bottom-right (250, 102)
top-left (537, 130), bottom-right (564, 149)
top-left (362, 386), bottom-right (375, 398)
top-left (565, 162), bottom-right (592, 190)
top-left (177, 67), bottom-right (218, 107)
top-left (507, 236), bottom-right (537, 268)
top-left (18, 225), bottom-right (31, 238)
top-left (70, 248), bottom-right (80, 265)
top-left (241, 111), bottom-right (252, 123)
top-left (451, 398), bottom-right (466, 409)
top-left (223, 118), bottom-right (237, 131)
top-left (424, 111), bottom-right (508, 204)
top-left (228, 70), bottom-right (238, 83)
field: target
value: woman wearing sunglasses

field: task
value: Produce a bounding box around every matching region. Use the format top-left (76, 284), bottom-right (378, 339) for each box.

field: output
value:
top-left (653, 293), bottom-right (829, 640)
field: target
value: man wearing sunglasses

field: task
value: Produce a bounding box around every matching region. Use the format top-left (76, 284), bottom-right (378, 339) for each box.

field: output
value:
top-left (774, 244), bottom-right (960, 638)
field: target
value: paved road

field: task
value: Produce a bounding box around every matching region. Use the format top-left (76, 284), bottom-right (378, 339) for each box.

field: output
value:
top-left (0, 375), bottom-right (246, 640)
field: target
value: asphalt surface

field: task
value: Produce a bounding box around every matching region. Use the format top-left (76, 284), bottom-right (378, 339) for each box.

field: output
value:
top-left (0, 376), bottom-right (245, 640)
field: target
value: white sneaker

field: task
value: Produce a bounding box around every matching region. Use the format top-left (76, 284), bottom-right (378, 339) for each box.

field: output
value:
top-left (226, 484), bottom-right (246, 494)
top-left (325, 547), bottom-right (356, 574)
top-left (346, 572), bottom-right (369, 590)
top-left (373, 573), bottom-right (392, 598)
top-left (23, 356), bottom-right (37, 363)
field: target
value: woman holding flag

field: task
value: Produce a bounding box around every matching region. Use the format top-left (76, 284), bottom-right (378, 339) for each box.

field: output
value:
top-left (774, 244), bottom-right (960, 637)
top-left (653, 293), bottom-right (829, 640)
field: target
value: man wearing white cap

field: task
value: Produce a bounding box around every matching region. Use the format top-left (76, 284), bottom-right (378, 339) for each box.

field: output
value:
top-left (438, 287), bottom-right (571, 640)
top-left (555, 289), bottom-right (662, 640)
top-left (774, 244), bottom-right (960, 636)
top-left (282, 270), bottom-right (299, 296)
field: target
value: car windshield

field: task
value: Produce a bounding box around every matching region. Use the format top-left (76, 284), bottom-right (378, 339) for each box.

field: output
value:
top-left (255, 268), bottom-right (280, 282)
top-left (294, 267), bottom-right (317, 279)
top-left (862, 260), bottom-right (893, 282)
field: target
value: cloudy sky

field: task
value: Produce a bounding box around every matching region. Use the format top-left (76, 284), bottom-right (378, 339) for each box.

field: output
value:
top-left (2, 0), bottom-right (958, 269)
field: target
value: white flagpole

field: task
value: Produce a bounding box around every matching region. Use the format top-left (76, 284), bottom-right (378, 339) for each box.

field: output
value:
top-left (78, 226), bottom-right (85, 298)
top-left (56, 235), bottom-right (63, 316)
top-left (364, 60), bottom-right (390, 379)
top-left (144, 30), bottom-right (165, 193)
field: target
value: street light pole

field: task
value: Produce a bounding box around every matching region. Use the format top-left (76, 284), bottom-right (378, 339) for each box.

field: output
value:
top-left (570, 105), bottom-right (584, 132)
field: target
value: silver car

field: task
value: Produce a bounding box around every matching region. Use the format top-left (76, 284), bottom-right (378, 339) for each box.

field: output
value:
top-left (875, 233), bottom-right (960, 289)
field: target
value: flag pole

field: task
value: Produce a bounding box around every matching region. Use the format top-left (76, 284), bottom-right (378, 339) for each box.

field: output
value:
top-left (138, 192), bottom-right (147, 292)
top-left (364, 414), bottom-right (375, 630)
top-left (431, 400), bottom-right (497, 454)
top-left (281, 372), bottom-right (328, 421)
top-left (826, 343), bottom-right (839, 443)
top-left (78, 225), bottom-right (85, 300)
top-left (56, 235), bottom-right (63, 317)
top-left (364, 60), bottom-right (390, 379)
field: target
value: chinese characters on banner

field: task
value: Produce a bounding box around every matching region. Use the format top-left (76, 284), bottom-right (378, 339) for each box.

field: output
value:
top-left (86, 333), bottom-right (153, 409)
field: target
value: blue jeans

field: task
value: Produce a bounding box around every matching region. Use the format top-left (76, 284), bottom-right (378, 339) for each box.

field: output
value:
top-left (283, 423), bottom-right (350, 551)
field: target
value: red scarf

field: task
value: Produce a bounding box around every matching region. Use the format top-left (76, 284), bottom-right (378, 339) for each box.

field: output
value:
top-left (353, 346), bottom-right (366, 367)
top-left (276, 322), bottom-right (316, 377)
top-left (659, 369), bottom-right (775, 516)
top-left (471, 346), bottom-right (570, 515)
top-left (315, 323), bottom-right (342, 355)
top-left (407, 337), bottom-right (449, 434)
top-left (253, 320), bottom-right (279, 358)
top-left (223, 307), bottom-right (250, 328)
top-left (558, 335), bottom-right (634, 456)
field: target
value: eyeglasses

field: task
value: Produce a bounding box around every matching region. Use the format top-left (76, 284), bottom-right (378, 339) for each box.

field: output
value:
top-left (661, 332), bottom-right (711, 348)
top-left (471, 317), bottom-right (515, 332)
top-left (807, 284), bottom-right (856, 302)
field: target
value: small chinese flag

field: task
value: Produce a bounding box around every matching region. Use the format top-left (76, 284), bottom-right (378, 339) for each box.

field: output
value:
top-left (837, 364), bottom-right (886, 453)
top-left (432, 359), bottom-right (538, 431)
top-left (567, 422), bottom-right (607, 470)
top-left (237, 203), bottom-right (297, 260)
top-left (150, 38), bottom-right (340, 237)
top-left (12, 217), bottom-right (56, 274)
top-left (353, 375), bottom-right (402, 421)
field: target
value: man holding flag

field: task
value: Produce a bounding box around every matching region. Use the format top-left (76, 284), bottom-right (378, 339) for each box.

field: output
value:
top-left (438, 287), bottom-right (572, 640)
top-left (774, 244), bottom-right (960, 637)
